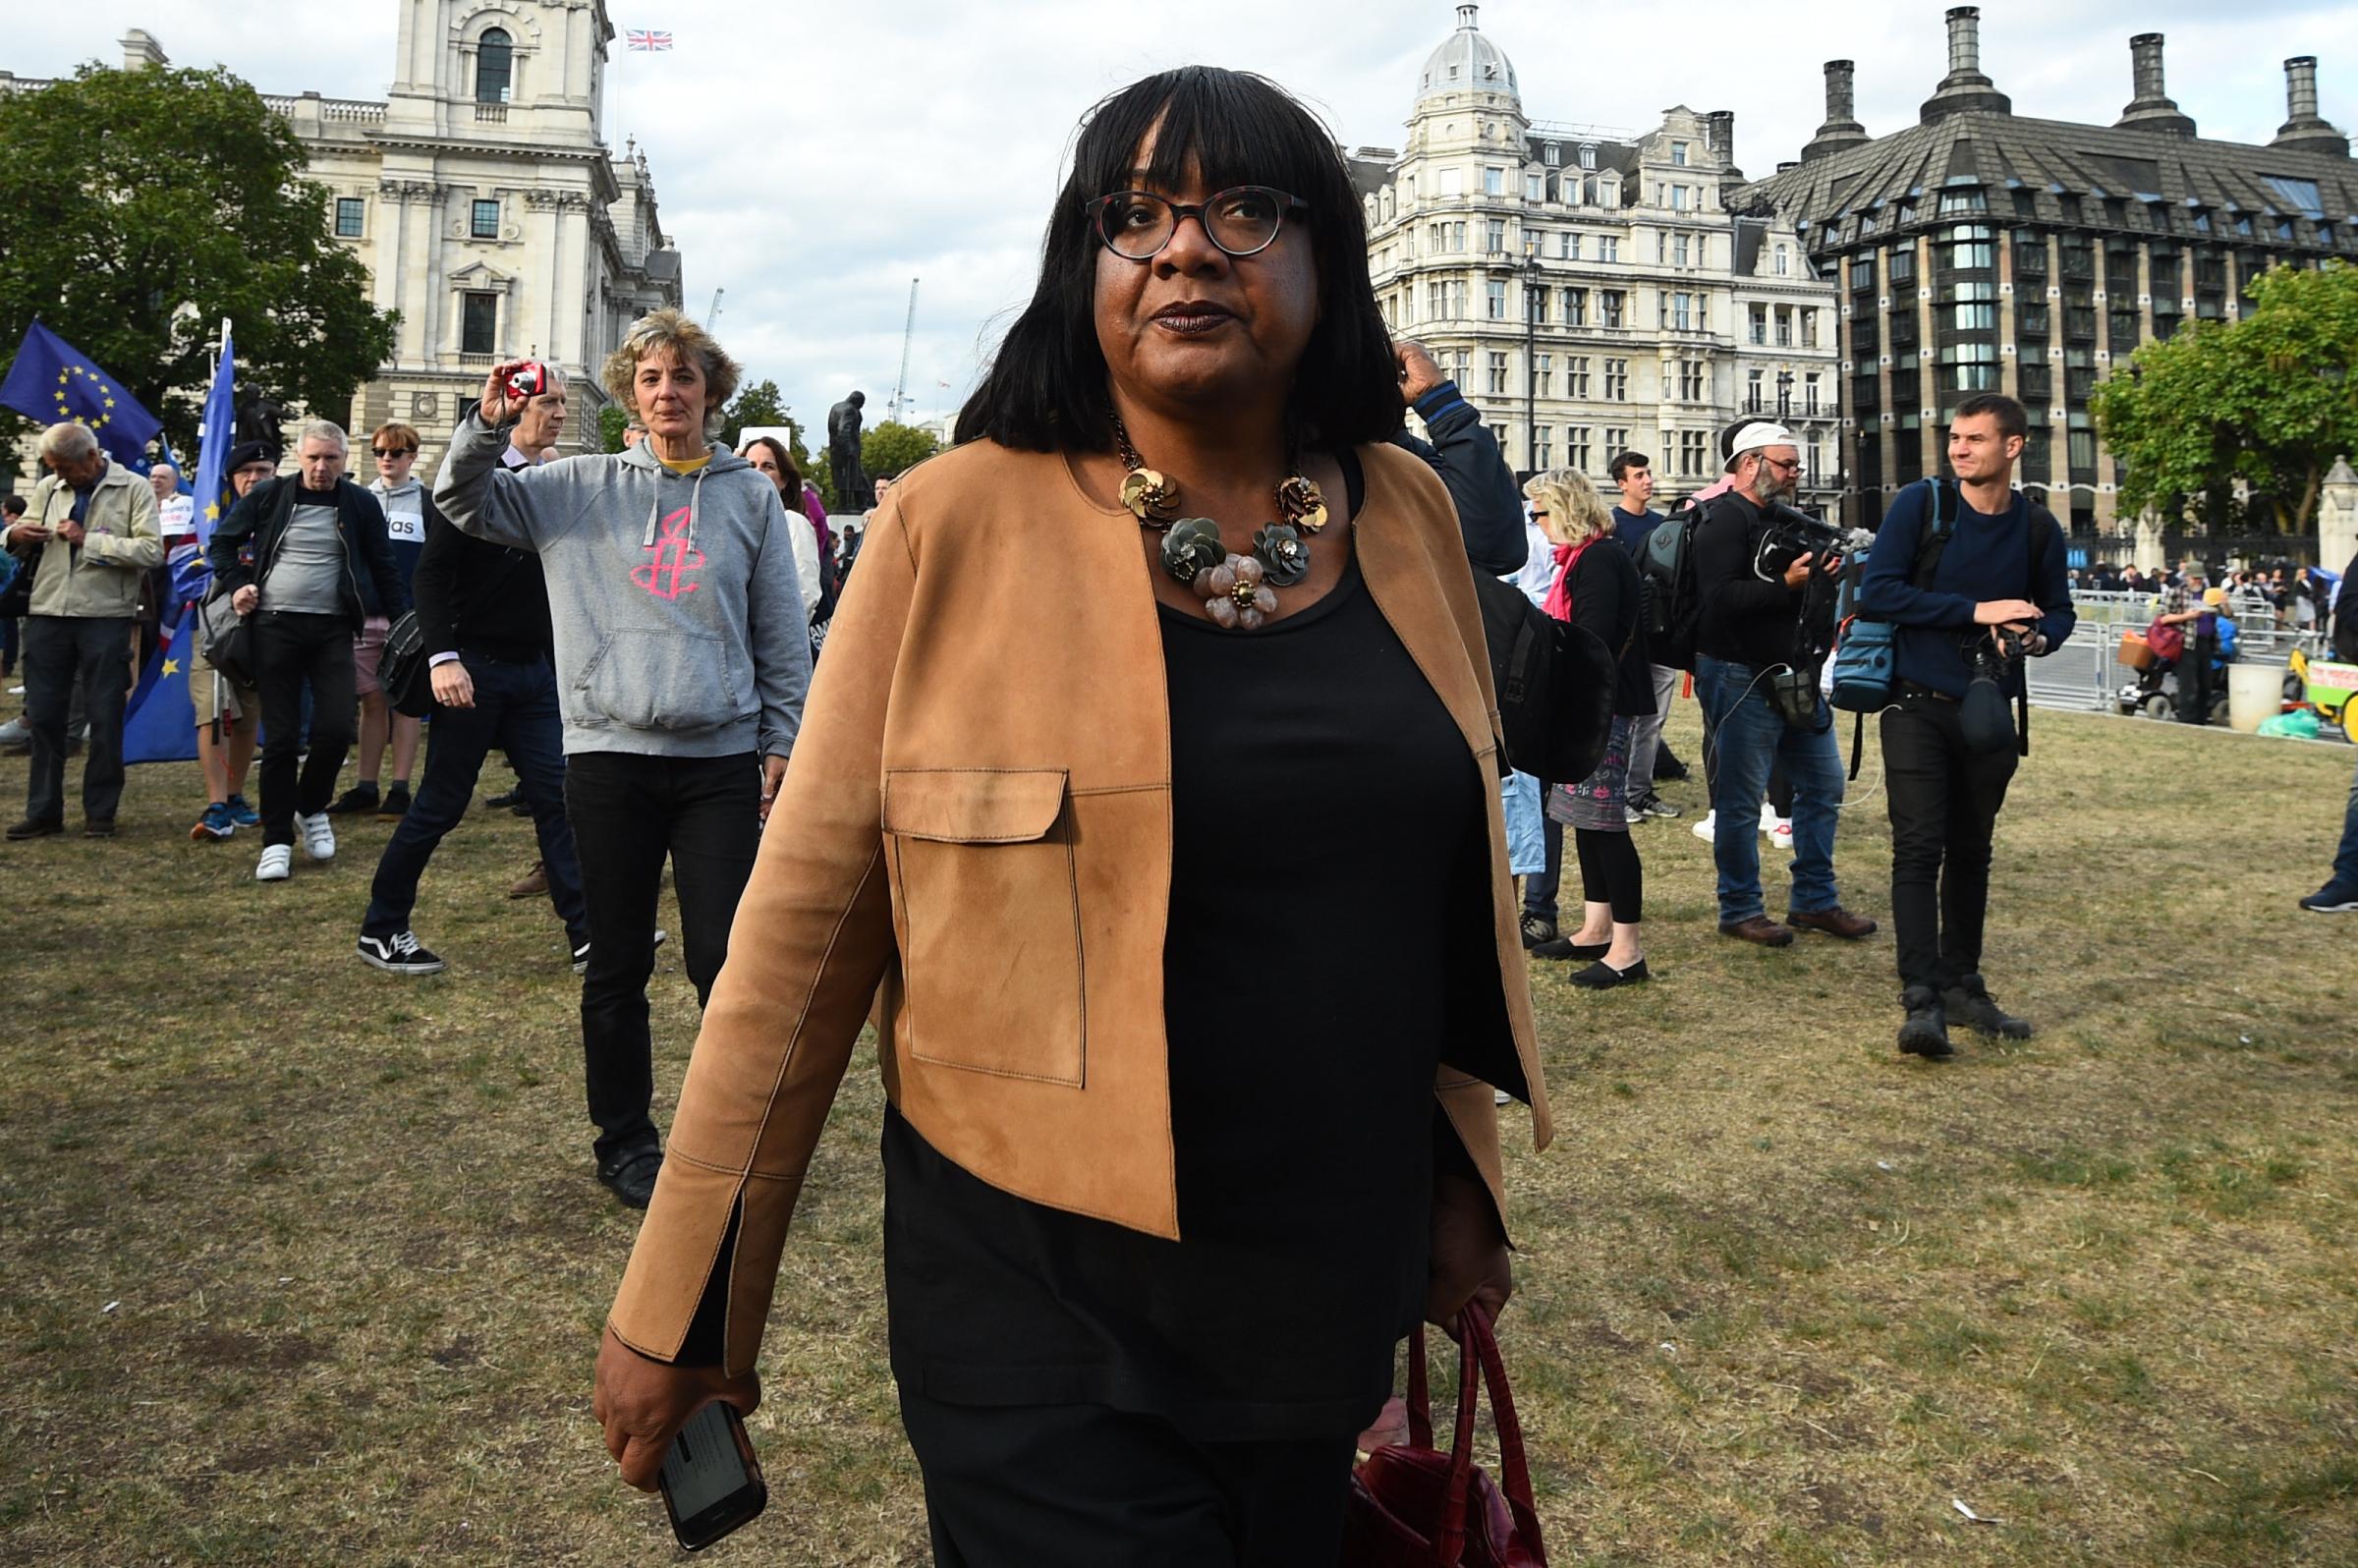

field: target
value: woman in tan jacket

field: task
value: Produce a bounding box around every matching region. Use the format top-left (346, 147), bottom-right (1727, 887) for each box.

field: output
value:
top-left (594, 65), bottom-right (1551, 1564)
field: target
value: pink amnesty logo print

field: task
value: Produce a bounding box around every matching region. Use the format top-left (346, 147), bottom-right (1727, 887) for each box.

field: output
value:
top-left (633, 506), bottom-right (704, 598)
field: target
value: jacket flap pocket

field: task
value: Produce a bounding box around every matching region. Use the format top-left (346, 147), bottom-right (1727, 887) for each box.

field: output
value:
top-left (882, 768), bottom-right (1068, 844)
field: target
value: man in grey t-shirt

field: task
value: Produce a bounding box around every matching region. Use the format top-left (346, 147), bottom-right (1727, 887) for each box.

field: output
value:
top-left (208, 420), bottom-right (407, 881)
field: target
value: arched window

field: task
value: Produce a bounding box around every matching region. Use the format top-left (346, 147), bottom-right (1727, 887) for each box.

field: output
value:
top-left (477, 28), bottom-right (513, 104)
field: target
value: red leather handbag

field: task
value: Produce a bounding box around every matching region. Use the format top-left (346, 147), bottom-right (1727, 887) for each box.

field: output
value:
top-left (1340, 1301), bottom-right (1548, 1567)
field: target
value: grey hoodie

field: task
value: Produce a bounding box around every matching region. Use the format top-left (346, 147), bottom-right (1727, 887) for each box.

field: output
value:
top-left (433, 410), bottom-right (809, 759)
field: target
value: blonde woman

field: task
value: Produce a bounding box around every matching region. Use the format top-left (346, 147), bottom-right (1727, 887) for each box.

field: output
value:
top-left (1526, 468), bottom-right (1654, 987)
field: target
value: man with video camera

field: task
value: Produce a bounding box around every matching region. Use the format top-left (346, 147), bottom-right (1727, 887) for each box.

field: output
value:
top-left (1856, 394), bottom-right (2073, 1059)
top-left (1692, 420), bottom-right (1877, 947)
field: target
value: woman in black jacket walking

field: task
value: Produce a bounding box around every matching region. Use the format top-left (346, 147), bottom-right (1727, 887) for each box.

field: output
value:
top-left (1528, 469), bottom-right (1654, 987)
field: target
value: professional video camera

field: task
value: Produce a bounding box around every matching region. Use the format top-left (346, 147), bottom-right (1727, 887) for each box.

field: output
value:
top-left (1753, 502), bottom-right (1875, 583)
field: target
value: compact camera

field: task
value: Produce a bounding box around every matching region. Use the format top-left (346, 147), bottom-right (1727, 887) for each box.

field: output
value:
top-left (505, 360), bottom-right (549, 401)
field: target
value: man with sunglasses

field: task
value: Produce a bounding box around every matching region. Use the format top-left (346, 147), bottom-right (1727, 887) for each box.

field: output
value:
top-left (328, 422), bottom-right (435, 818)
top-left (1690, 420), bottom-right (1875, 949)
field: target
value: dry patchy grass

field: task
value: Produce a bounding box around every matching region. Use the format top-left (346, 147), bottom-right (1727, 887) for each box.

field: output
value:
top-left (1, 706), bottom-right (2353, 1565)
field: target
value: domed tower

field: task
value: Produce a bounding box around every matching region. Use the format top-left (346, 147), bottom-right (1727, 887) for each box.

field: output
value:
top-left (1410, 4), bottom-right (1528, 156)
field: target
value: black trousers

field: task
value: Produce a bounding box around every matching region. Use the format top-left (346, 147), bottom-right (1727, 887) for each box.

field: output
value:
top-left (1881, 695), bottom-right (2018, 994)
top-left (562, 751), bottom-right (759, 1162)
top-left (22, 615), bottom-right (131, 826)
top-left (363, 652), bottom-right (587, 945)
top-left (254, 611), bottom-right (358, 847)
top-left (900, 1391), bottom-right (1357, 1568)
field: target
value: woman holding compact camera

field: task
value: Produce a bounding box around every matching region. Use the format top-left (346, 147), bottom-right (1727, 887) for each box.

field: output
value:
top-left (433, 314), bottom-right (813, 1209)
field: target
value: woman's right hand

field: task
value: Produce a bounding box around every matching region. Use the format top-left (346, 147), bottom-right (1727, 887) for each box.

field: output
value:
top-left (231, 585), bottom-right (259, 616)
top-left (592, 1325), bottom-right (760, 1492)
top-left (477, 362), bottom-right (533, 426)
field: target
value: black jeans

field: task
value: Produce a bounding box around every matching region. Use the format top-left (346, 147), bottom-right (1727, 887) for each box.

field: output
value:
top-left (1881, 694), bottom-right (2018, 994)
top-left (22, 615), bottom-right (132, 826)
top-left (563, 751), bottom-right (760, 1162)
top-left (363, 653), bottom-right (587, 945)
top-left (254, 611), bottom-right (358, 847)
top-left (900, 1390), bottom-right (1356, 1568)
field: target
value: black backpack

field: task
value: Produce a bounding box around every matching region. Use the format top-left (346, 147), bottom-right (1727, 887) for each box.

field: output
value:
top-left (1472, 571), bottom-right (1616, 786)
top-left (1635, 495), bottom-right (1714, 671)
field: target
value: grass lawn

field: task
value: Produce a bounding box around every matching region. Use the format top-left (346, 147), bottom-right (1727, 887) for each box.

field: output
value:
top-left (1, 704), bottom-right (2354, 1565)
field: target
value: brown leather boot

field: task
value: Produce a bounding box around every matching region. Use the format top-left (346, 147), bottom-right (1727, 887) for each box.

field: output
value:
top-left (1788, 906), bottom-right (1879, 940)
top-left (1717, 915), bottom-right (1794, 947)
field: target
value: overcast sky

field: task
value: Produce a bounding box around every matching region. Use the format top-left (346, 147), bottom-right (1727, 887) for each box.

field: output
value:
top-left (11, 2), bottom-right (2356, 437)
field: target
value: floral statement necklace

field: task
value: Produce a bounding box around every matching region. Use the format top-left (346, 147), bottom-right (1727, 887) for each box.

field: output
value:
top-left (1111, 413), bottom-right (1329, 630)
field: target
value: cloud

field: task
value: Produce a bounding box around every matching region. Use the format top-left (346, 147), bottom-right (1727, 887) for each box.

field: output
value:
top-left (11, 1), bottom-right (2356, 434)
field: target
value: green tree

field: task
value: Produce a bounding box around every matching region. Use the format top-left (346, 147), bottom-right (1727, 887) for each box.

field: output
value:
top-left (0, 64), bottom-right (397, 457)
top-left (718, 377), bottom-right (789, 451)
top-left (2092, 261), bottom-right (2358, 534)
top-left (596, 404), bottom-right (630, 454)
top-left (862, 420), bottom-right (940, 484)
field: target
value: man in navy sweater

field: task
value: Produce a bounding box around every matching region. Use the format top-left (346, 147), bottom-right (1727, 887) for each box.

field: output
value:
top-left (1856, 394), bottom-right (2074, 1059)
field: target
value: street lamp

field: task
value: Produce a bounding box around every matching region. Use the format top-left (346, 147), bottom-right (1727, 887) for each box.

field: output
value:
top-left (1522, 236), bottom-right (1541, 476)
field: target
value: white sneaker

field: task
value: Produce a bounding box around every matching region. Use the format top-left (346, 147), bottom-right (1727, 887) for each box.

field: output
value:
top-left (1769, 821), bottom-right (1794, 851)
top-left (299, 811), bottom-right (336, 862)
top-left (255, 844), bottom-right (293, 881)
top-left (1758, 801), bottom-right (1779, 832)
top-left (1691, 810), bottom-right (1716, 842)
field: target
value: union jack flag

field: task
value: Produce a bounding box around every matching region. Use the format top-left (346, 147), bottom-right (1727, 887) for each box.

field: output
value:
top-left (626, 29), bottom-right (673, 51)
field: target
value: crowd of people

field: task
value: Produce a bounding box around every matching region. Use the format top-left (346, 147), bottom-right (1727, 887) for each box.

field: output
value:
top-left (7, 59), bottom-right (2358, 1567)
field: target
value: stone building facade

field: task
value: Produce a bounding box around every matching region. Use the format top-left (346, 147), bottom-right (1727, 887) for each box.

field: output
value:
top-left (1736, 7), bottom-right (2354, 545)
top-left (4, 4), bottom-right (682, 469)
top-left (1350, 5), bottom-right (1840, 503)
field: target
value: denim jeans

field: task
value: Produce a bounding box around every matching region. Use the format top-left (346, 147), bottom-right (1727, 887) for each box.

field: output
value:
top-left (1695, 655), bottom-right (1843, 924)
top-left (22, 615), bottom-right (131, 826)
top-left (2328, 751), bottom-right (2358, 895)
top-left (363, 652), bottom-right (587, 945)
top-left (1502, 768), bottom-right (1544, 877)
top-left (562, 751), bottom-right (760, 1162)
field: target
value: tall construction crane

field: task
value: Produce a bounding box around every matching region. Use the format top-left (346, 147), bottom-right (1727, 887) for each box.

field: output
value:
top-left (890, 278), bottom-right (920, 422)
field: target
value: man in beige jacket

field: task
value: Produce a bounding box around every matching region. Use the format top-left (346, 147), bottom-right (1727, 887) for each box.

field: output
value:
top-left (4, 423), bottom-right (161, 839)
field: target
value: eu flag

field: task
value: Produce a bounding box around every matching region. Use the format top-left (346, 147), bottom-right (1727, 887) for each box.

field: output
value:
top-left (123, 325), bottom-right (236, 766)
top-left (0, 321), bottom-right (164, 466)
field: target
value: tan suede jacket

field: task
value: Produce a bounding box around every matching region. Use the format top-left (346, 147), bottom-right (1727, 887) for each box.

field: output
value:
top-left (608, 437), bottom-right (1553, 1374)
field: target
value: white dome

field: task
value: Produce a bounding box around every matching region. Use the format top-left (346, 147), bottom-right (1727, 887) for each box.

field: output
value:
top-left (1418, 4), bottom-right (1520, 106)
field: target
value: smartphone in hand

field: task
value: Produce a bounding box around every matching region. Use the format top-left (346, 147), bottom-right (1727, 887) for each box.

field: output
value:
top-left (659, 1400), bottom-right (767, 1551)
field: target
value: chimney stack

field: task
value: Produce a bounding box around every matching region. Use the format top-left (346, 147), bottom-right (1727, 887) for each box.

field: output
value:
top-left (2115, 33), bottom-right (2196, 137)
top-left (2274, 56), bottom-right (2351, 157)
top-left (1921, 6), bottom-right (2013, 123)
top-left (118, 28), bottom-right (168, 72)
top-left (1800, 60), bottom-right (1870, 161)
top-left (1706, 110), bottom-right (1736, 163)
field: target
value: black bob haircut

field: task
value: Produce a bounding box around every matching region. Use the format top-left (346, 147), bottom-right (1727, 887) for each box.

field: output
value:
top-left (956, 66), bottom-right (1402, 454)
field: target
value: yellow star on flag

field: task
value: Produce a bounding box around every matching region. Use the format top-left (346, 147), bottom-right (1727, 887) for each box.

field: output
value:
top-left (205, 502), bottom-right (220, 521)
top-left (161, 658), bottom-right (180, 677)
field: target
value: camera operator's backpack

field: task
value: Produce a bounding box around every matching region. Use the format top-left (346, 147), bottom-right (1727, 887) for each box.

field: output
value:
top-left (1636, 493), bottom-right (1716, 671)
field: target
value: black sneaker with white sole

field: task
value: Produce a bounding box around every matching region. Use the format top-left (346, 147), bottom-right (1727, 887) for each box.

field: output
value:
top-left (357, 930), bottom-right (447, 975)
top-left (2298, 885), bottom-right (2358, 914)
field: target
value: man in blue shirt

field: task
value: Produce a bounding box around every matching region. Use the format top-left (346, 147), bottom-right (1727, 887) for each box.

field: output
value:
top-left (1856, 393), bottom-right (2074, 1059)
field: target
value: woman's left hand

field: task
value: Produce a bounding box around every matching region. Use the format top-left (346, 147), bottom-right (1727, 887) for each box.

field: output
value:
top-left (1426, 1169), bottom-right (1511, 1337)
top-left (758, 754), bottom-right (788, 825)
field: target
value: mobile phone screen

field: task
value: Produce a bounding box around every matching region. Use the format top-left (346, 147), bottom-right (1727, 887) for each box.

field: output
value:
top-left (659, 1401), bottom-right (766, 1550)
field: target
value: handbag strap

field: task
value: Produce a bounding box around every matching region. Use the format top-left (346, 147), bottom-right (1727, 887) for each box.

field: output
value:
top-left (1406, 1321), bottom-right (1435, 1451)
top-left (1465, 1303), bottom-right (1548, 1562)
